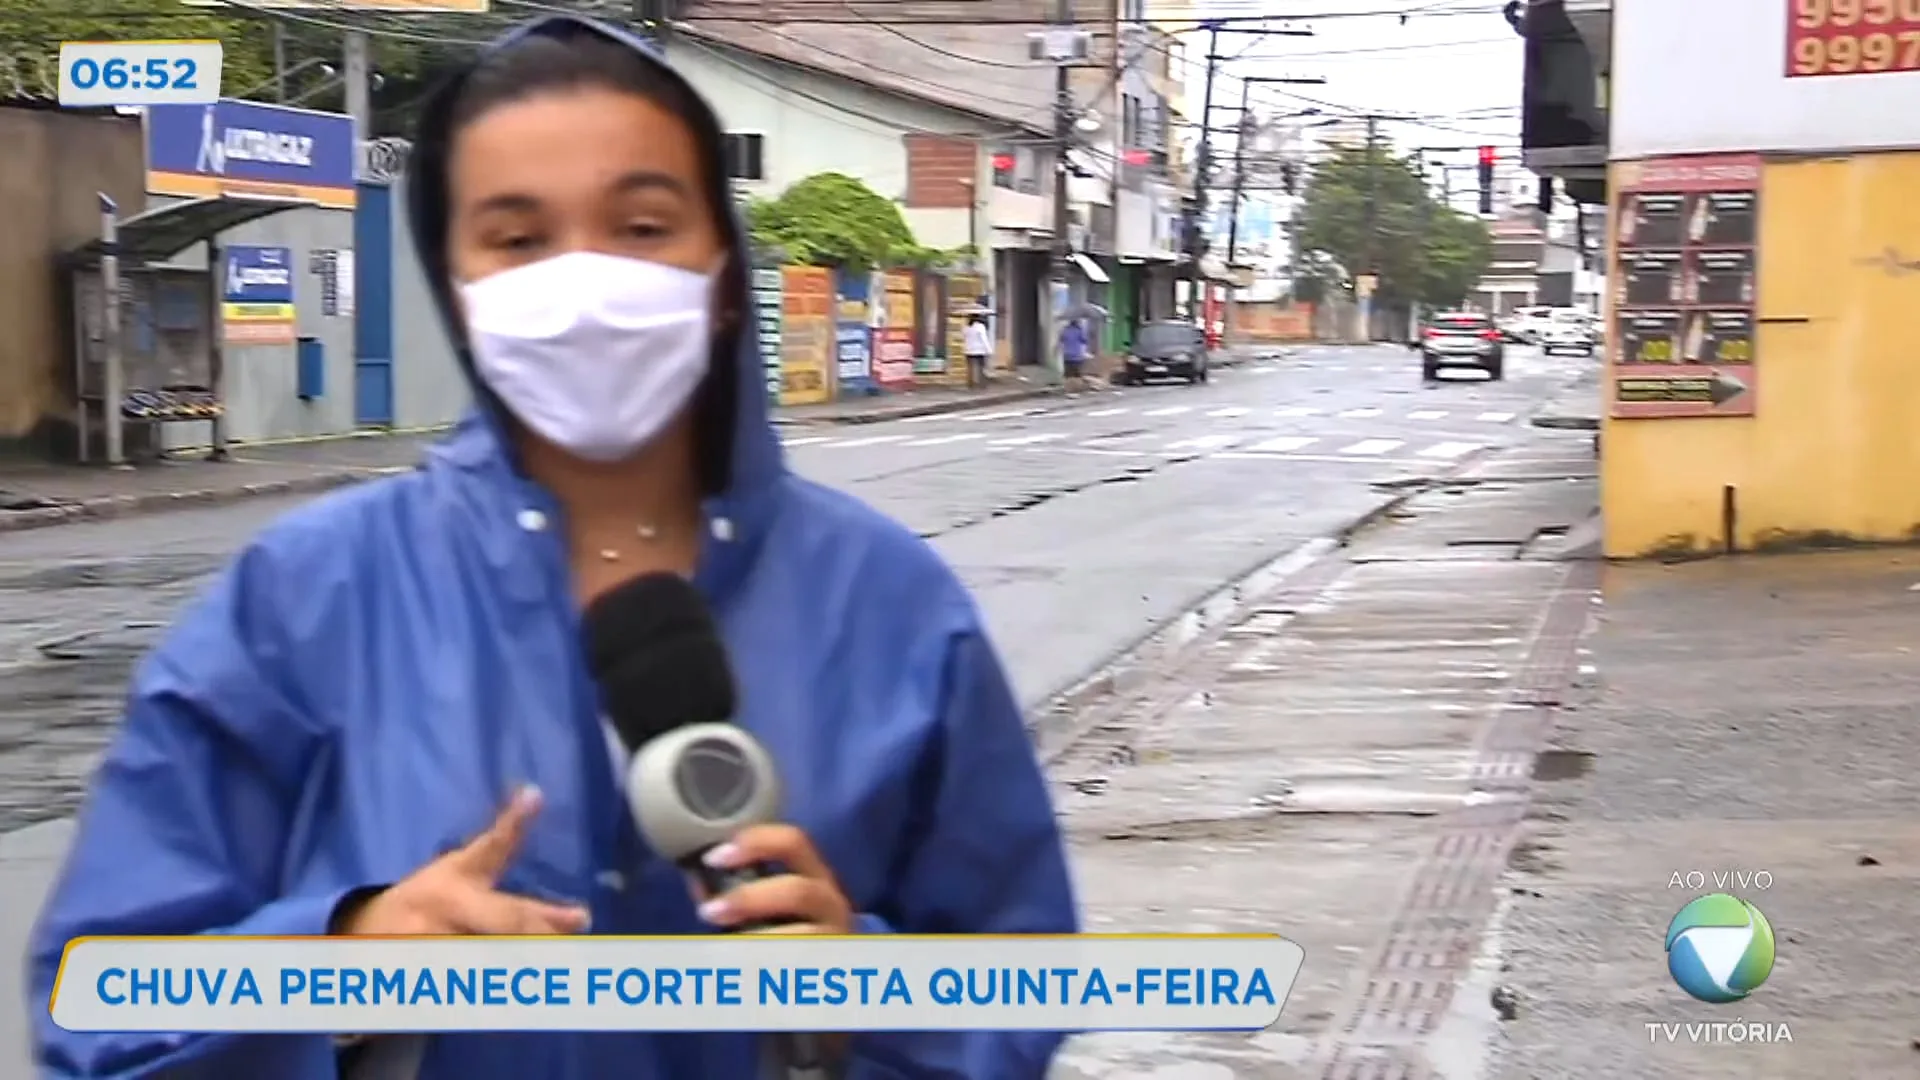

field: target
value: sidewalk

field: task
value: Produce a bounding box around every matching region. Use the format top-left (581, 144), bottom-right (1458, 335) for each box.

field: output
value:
top-left (0, 382), bottom-right (1069, 534)
top-left (1532, 365), bottom-right (1603, 431)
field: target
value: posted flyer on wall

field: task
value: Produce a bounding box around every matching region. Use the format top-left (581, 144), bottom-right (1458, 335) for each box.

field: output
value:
top-left (1608, 153), bottom-right (1761, 419)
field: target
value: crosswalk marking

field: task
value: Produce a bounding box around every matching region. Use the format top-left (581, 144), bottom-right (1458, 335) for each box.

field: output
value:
top-left (961, 409), bottom-right (1033, 422)
top-left (1408, 409), bottom-right (1448, 420)
top-left (1085, 407), bottom-right (1129, 417)
top-left (1142, 405), bottom-right (1192, 417)
top-left (897, 412), bottom-right (953, 424)
top-left (1207, 406), bottom-right (1250, 418)
top-left (1338, 407), bottom-right (1383, 419)
top-left (781, 436), bottom-right (831, 447)
top-left (1273, 406), bottom-right (1319, 417)
top-left (1247, 436), bottom-right (1319, 453)
top-left (1476, 411), bottom-right (1516, 423)
top-left (990, 433), bottom-right (1068, 446)
top-left (1167, 434), bottom-right (1239, 451)
top-left (1338, 438), bottom-right (1405, 456)
top-left (1418, 441), bottom-right (1482, 460)
top-left (902, 432), bottom-right (986, 447)
top-left (829, 434), bottom-right (909, 447)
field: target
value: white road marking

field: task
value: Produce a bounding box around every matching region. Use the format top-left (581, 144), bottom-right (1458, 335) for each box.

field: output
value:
top-left (1273, 406), bottom-right (1319, 417)
top-left (990, 433), bottom-right (1069, 446)
top-left (902, 432), bottom-right (986, 446)
top-left (1142, 405), bottom-right (1192, 417)
top-left (1476, 411), bottom-right (1517, 423)
top-left (1207, 406), bottom-right (1250, 418)
top-left (827, 434), bottom-right (909, 448)
top-left (960, 409), bottom-right (1033, 422)
top-left (1337, 407), bottom-right (1383, 419)
top-left (1246, 435), bottom-right (1319, 453)
top-left (897, 412), bottom-right (953, 424)
top-left (1408, 409), bottom-right (1448, 421)
top-left (1085, 407), bottom-right (1129, 417)
top-left (1339, 438), bottom-right (1405, 456)
top-left (1418, 441), bottom-right (1482, 459)
top-left (781, 436), bottom-right (832, 447)
top-left (1166, 434), bottom-right (1240, 451)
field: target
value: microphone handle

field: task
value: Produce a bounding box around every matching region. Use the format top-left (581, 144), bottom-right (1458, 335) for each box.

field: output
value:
top-left (684, 857), bottom-right (831, 1078)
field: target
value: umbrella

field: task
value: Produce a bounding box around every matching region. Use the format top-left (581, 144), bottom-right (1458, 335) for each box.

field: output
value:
top-left (1058, 302), bottom-right (1109, 322)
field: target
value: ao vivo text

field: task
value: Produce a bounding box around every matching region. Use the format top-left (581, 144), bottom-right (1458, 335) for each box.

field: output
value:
top-left (1667, 869), bottom-right (1774, 891)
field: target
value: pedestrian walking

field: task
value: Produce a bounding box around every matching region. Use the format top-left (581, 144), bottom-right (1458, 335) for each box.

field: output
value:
top-left (963, 312), bottom-right (992, 387)
top-left (28, 15), bottom-right (1077, 1080)
top-left (1061, 317), bottom-right (1090, 390)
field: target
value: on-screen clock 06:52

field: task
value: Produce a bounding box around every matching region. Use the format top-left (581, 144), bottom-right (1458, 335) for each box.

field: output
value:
top-left (58, 40), bottom-right (224, 107)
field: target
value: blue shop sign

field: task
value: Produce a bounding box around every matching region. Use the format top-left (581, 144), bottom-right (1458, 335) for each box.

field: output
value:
top-left (145, 99), bottom-right (356, 209)
top-left (223, 245), bottom-right (294, 304)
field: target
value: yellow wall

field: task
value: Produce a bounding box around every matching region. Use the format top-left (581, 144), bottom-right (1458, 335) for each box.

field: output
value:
top-left (1603, 151), bottom-right (1920, 557)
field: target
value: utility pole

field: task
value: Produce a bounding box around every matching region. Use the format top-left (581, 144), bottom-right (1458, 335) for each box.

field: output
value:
top-left (634, 0), bottom-right (672, 49)
top-left (1184, 21), bottom-right (1222, 321)
top-left (1358, 113), bottom-right (1380, 342)
top-left (1044, 5), bottom-right (1079, 383)
top-left (273, 22), bottom-right (287, 102)
top-left (343, 30), bottom-right (371, 141)
top-left (1224, 83), bottom-right (1323, 269)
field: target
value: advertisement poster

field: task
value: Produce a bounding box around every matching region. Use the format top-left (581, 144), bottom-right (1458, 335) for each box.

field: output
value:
top-left (834, 270), bottom-right (874, 395)
top-left (1609, 153), bottom-right (1760, 419)
top-left (751, 267), bottom-right (784, 401)
top-left (221, 244), bottom-right (296, 346)
top-left (1785, 0), bottom-right (1920, 78)
top-left (873, 270), bottom-right (916, 389)
top-left (777, 266), bottom-right (832, 406)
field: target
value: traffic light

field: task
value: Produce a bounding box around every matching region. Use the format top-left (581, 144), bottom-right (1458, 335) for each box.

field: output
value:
top-left (1477, 145), bottom-right (1495, 215)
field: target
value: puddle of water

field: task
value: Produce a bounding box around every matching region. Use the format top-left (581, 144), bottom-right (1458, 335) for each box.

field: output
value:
top-left (1530, 749), bottom-right (1594, 781)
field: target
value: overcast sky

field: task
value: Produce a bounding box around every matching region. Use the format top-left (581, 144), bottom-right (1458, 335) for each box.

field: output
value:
top-left (1178, 2), bottom-right (1523, 165)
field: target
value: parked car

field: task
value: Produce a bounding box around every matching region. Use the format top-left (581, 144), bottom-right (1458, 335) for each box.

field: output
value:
top-left (1539, 309), bottom-right (1596, 356)
top-left (1504, 306), bottom-right (1554, 345)
top-left (1418, 311), bottom-right (1505, 381)
top-left (1115, 321), bottom-right (1209, 385)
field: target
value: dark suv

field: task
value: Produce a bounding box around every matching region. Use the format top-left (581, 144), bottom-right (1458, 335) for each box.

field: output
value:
top-left (1418, 312), bottom-right (1505, 381)
top-left (1115, 321), bottom-right (1208, 385)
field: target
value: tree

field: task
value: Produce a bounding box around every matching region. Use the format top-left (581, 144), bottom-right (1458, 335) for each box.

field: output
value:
top-left (0, 0), bottom-right (278, 98)
top-left (1291, 144), bottom-right (1492, 312)
top-left (744, 172), bottom-right (941, 270)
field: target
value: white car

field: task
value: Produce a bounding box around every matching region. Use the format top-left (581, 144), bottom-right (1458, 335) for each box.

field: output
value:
top-left (1539, 310), bottom-right (1595, 356)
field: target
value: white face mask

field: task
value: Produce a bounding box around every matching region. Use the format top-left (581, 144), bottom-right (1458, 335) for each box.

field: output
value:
top-left (460, 251), bottom-right (714, 462)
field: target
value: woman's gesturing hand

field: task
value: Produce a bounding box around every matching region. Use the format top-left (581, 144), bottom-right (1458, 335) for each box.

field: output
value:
top-left (695, 824), bottom-right (855, 935)
top-left (334, 786), bottom-right (592, 936)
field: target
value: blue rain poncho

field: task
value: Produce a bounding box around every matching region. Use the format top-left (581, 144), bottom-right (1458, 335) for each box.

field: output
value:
top-left (28, 15), bottom-right (1077, 1078)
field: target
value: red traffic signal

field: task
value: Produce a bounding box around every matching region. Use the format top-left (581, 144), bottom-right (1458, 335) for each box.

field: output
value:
top-left (1478, 145), bottom-right (1497, 165)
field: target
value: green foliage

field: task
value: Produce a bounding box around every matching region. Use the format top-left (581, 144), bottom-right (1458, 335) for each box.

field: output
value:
top-left (745, 172), bottom-right (939, 271)
top-left (1292, 145), bottom-right (1494, 310)
top-left (0, 0), bottom-right (276, 98)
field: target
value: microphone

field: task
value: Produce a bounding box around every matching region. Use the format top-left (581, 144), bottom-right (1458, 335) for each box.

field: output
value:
top-left (582, 573), bottom-right (829, 1080)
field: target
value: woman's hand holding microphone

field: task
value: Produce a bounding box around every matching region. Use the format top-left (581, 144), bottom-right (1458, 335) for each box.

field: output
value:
top-left (333, 787), bottom-right (855, 936)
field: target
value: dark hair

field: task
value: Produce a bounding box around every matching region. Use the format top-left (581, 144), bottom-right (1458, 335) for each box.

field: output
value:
top-left (434, 25), bottom-right (745, 494)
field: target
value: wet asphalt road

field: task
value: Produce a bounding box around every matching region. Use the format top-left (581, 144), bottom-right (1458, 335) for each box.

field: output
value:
top-left (0, 342), bottom-right (1589, 1069)
top-left (0, 343), bottom-right (1582, 835)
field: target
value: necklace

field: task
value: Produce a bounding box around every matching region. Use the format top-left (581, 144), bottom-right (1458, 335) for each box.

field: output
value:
top-left (598, 522), bottom-right (661, 563)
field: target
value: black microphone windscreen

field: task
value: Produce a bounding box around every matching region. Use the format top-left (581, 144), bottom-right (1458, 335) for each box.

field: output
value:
top-left (581, 573), bottom-right (736, 751)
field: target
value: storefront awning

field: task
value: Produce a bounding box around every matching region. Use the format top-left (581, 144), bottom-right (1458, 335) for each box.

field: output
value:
top-left (69, 194), bottom-right (317, 266)
top-left (1071, 252), bottom-right (1110, 284)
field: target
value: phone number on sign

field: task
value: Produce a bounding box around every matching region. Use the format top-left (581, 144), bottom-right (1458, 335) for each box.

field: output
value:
top-left (1789, 0), bottom-right (1920, 76)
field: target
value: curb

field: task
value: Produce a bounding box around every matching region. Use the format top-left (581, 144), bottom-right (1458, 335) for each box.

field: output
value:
top-left (0, 466), bottom-right (408, 535)
top-left (793, 385), bottom-right (1064, 427)
top-left (1531, 414), bottom-right (1601, 431)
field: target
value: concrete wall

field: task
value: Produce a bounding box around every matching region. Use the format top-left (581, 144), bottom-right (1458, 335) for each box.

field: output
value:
top-left (0, 107), bottom-right (146, 444)
top-left (387, 172), bottom-right (469, 429)
top-left (1602, 152), bottom-right (1920, 557)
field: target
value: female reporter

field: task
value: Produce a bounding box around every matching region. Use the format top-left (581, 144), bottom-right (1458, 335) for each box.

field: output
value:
top-left (29, 15), bottom-right (1077, 1079)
